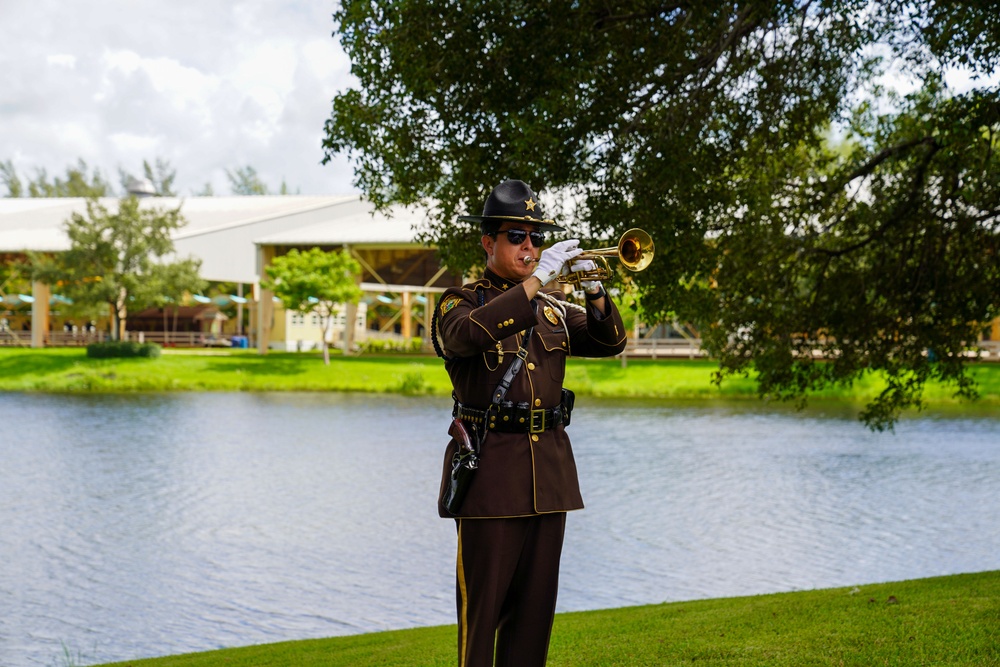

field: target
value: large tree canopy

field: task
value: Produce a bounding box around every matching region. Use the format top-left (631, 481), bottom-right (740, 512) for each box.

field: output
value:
top-left (323, 0), bottom-right (1000, 428)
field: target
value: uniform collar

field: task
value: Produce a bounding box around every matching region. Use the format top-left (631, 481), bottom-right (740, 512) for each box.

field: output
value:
top-left (482, 267), bottom-right (518, 292)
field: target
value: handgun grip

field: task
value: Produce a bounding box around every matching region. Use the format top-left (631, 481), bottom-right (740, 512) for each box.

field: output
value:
top-left (449, 418), bottom-right (474, 453)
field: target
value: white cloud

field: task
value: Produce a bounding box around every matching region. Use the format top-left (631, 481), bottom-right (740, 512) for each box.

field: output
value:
top-left (0, 0), bottom-right (358, 196)
top-left (46, 54), bottom-right (77, 69)
top-left (109, 131), bottom-right (161, 155)
top-left (945, 67), bottom-right (1000, 94)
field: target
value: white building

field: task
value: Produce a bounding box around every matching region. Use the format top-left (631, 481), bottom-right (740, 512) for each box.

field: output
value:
top-left (0, 195), bottom-right (462, 351)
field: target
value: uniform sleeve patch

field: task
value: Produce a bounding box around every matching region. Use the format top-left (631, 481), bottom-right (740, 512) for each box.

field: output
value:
top-left (440, 295), bottom-right (462, 316)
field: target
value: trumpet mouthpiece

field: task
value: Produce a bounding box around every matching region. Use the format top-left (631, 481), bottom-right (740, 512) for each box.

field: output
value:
top-left (522, 256), bottom-right (538, 265)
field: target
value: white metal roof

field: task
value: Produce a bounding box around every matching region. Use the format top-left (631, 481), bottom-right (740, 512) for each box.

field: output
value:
top-left (254, 197), bottom-right (431, 246)
top-left (0, 195), bottom-right (433, 283)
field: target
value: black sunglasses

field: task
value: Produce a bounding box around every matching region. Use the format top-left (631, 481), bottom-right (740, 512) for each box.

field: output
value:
top-left (491, 229), bottom-right (546, 247)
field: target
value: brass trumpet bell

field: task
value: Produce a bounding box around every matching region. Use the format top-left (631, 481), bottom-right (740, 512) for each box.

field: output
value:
top-left (562, 228), bottom-right (655, 286)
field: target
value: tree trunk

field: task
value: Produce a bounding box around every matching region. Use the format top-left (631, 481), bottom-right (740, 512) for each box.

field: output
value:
top-left (109, 302), bottom-right (121, 341)
top-left (114, 288), bottom-right (128, 341)
top-left (321, 312), bottom-right (332, 365)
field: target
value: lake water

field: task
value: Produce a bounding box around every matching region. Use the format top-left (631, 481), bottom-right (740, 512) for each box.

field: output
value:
top-left (1, 392), bottom-right (998, 666)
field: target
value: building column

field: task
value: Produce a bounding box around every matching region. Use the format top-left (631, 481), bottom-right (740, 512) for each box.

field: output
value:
top-left (344, 302), bottom-right (358, 354)
top-left (256, 245), bottom-right (275, 355)
top-left (401, 291), bottom-right (412, 341)
top-left (31, 281), bottom-right (51, 348)
top-left (236, 283), bottom-right (245, 335)
top-left (343, 246), bottom-right (359, 354)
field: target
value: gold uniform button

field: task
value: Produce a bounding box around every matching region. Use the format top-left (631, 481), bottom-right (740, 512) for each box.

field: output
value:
top-left (531, 434), bottom-right (539, 442)
top-left (527, 363), bottom-right (535, 370)
top-left (534, 399), bottom-right (541, 407)
top-left (561, 341), bottom-right (566, 347)
top-left (497, 322), bottom-right (503, 329)
top-left (508, 318), bottom-right (514, 325)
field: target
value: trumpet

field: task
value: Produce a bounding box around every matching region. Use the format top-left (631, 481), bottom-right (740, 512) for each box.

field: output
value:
top-left (523, 228), bottom-right (655, 286)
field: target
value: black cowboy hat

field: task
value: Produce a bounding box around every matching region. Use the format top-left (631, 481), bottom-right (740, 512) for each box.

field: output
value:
top-left (458, 179), bottom-right (566, 232)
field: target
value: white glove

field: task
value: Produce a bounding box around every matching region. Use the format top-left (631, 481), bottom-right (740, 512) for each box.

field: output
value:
top-left (532, 239), bottom-right (582, 286)
top-left (569, 258), bottom-right (602, 293)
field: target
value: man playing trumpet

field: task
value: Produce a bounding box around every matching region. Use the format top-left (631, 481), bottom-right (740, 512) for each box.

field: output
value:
top-left (433, 179), bottom-right (627, 666)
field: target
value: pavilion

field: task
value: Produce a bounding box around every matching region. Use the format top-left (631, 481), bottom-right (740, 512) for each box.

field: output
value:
top-left (0, 194), bottom-right (463, 352)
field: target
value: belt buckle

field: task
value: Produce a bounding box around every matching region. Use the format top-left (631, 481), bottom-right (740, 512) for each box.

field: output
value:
top-left (529, 409), bottom-right (545, 434)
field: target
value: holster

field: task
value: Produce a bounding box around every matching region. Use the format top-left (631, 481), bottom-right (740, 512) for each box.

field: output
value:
top-left (443, 418), bottom-right (479, 515)
top-left (561, 388), bottom-right (575, 427)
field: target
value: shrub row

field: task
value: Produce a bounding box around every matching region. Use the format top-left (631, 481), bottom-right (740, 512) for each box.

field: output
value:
top-left (86, 341), bottom-right (162, 359)
top-left (359, 337), bottom-right (424, 354)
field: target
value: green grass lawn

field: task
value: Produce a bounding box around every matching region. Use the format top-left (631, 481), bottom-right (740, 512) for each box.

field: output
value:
top-left (1, 348), bottom-right (999, 412)
top-left (0, 348), bottom-right (455, 393)
top-left (90, 571), bottom-right (1000, 666)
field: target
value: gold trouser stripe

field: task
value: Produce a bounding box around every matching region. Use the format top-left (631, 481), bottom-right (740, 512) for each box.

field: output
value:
top-left (457, 519), bottom-right (469, 667)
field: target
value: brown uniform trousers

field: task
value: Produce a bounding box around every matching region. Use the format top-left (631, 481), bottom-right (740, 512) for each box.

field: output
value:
top-left (436, 269), bottom-right (626, 666)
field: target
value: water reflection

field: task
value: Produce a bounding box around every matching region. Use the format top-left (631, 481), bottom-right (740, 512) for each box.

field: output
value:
top-left (1, 393), bottom-right (998, 666)
top-left (564, 399), bottom-right (1000, 606)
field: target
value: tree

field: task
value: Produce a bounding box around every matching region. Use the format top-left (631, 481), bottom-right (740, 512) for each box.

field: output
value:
top-left (323, 0), bottom-right (1000, 429)
top-left (227, 166), bottom-right (269, 195)
top-left (1, 160), bottom-right (23, 197)
top-left (30, 196), bottom-right (201, 340)
top-left (1, 158), bottom-right (113, 197)
top-left (147, 260), bottom-right (207, 345)
top-left (261, 248), bottom-right (363, 364)
top-left (24, 159), bottom-right (113, 197)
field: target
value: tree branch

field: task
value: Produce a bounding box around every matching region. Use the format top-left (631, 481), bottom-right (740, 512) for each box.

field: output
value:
top-left (590, 4), bottom-right (686, 30)
top-left (813, 138), bottom-right (943, 258)
top-left (840, 136), bottom-right (939, 184)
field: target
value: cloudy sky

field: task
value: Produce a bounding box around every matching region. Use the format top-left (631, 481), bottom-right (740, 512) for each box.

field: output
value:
top-left (4, 3), bottom-right (995, 200)
top-left (1, 0), bottom-right (359, 196)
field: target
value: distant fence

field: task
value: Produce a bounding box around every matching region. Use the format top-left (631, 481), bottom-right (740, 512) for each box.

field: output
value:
top-left (0, 330), bottom-right (224, 348)
top-left (0, 330), bottom-right (31, 346)
top-left (0, 330), bottom-right (110, 347)
top-left (4, 329), bottom-right (1000, 361)
top-left (120, 331), bottom-right (225, 347)
top-left (622, 338), bottom-right (706, 359)
top-left (620, 338), bottom-right (1000, 361)
top-left (973, 340), bottom-right (1000, 360)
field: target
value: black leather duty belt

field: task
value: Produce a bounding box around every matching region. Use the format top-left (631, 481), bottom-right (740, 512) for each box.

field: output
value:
top-left (453, 400), bottom-right (565, 434)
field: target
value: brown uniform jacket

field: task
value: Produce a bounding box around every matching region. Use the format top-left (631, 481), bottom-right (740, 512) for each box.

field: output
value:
top-left (436, 268), bottom-right (627, 518)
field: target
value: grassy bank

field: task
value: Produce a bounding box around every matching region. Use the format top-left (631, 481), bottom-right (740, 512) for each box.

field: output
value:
top-left (90, 570), bottom-right (1000, 666)
top-left (2, 348), bottom-right (1000, 410)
